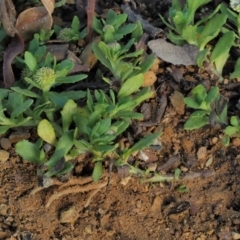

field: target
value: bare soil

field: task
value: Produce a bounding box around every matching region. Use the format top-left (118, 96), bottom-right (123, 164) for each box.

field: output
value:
top-left (1, 1), bottom-right (240, 240)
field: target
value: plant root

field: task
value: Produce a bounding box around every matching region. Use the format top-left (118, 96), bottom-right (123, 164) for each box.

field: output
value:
top-left (45, 180), bottom-right (108, 208)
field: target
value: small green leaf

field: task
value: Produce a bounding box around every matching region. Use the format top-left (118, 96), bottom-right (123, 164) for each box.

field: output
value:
top-left (56, 74), bottom-right (87, 84)
top-left (191, 85), bottom-right (207, 103)
top-left (11, 99), bottom-right (34, 118)
top-left (11, 87), bottom-right (40, 98)
top-left (37, 119), bottom-right (57, 145)
top-left (56, 130), bottom-right (74, 155)
top-left (230, 116), bottom-right (240, 127)
top-left (71, 16), bottom-right (80, 34)
top-left (230, 57), bottom-right (240, 79)
top-left (221, 135), bottom-right (230, 146)
top-left (61, 100), bottom-right (78, 132)
top-left (15, 140), bottom-right (44, 164)
top-left (24, 51), bottom-right (38, 72)
top-left (224, 125), bottom-right (237, 136)
top-left (126, 132), bottom-right (162, 157)
top-left (184, 97), bottom-right (200, 109)
top-left (92, 161), bottom-right (103, 182)
top-left (118, 74), bottom-right (144, 98)
top-left (184, 111), bottom-right (209, 130)
top-left (205, 87), bottom-right (219, 104)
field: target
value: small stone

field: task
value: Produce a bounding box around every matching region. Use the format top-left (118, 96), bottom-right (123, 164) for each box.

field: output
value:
top-left (60, 206), bottom-right (79, 224)
top-left (0, 231), bottom-right (7, 240)
top-left (212, 137), bottom-right (218, 145)
top-left (151, 196), bottom-right (162, 212)
top-left (84, 225), bottom-right (93, 234)
top-left (197, 147), bottom-right (207, 160)
top-left (8, 131), bottom-right (30, 144)
top-left (43, 143), bottom-right (52, 153)
top-left (205, 157), bottom-right (213, 167)
top-left (0, 150), bottom-right (9, 162)
top-left (136, 200), bottom-right (142, 208)
top-left (232, 231), bottom-right (240, 239)
top-left (0, 138), bottom-right (11, 150)
top-left (0, 204), bottom-right (8, 216)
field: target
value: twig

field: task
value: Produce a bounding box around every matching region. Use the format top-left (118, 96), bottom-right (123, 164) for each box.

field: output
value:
top-left (157, 155), bottom-right (180, 172)
top-left (86, 0), bottom-right (96, 42)
top-left (121, 5), bottom-right (163, 38)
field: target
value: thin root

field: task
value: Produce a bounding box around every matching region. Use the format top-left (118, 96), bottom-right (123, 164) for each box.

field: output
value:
top-left (45, 180), bottom-right (108, 208)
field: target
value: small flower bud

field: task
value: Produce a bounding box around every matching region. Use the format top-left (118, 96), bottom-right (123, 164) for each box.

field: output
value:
top-left (58, 28), bottom-right (73, 42)
top-left (107, 42), bottom-right (121, 52)
top-left (33, 67), bottom-right (56, 92)
top-left (103, 25), bottom-right (115, 33)
top-left (230, 0), bottom-right (240, 12)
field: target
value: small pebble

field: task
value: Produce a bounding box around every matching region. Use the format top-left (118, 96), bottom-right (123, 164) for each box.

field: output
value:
top-left (232, 231), bottom-right (240, 239)
top-left (0, 138), bottom-right (11, 150)
top-left (8, 131), bottom-right (30, 144)
top-left (60, 206), bottom-right (79, 224)
top-left (205, 157), bottom-right (213, 167)
top-left (84, 225), bottom-right (93, 234)
top-left (0, 231), bottom-right (7, 240)
top-left (0, 204), bottom-right (8, 216)
top-left (0, 150), bottom-right (9, 162)
top-left (211, 137), bottom-right (218, 145)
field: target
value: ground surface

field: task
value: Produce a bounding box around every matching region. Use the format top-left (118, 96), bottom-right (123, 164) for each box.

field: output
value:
top-left (1, 0), bottom-right (240, 240)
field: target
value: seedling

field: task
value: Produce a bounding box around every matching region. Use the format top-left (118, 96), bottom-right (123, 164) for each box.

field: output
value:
top-left (92, 39), bottom-right (155, 84)
top-left (93, 9), bottom-right (137, 43)
top-left (184, 84), bottom-right (228, 130)
top-left (56, 16), bottom-right (87, 42)
top-left (15, 99), bottom-right (78, 177)
top-left (222, 116), bottom-right (240, 146)
top-left (74, 88), bottom-right (157, 181)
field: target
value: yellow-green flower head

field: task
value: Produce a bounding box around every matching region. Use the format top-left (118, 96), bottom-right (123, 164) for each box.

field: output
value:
top-left (33, 67), bottom-right (56, 92)
top-left (230, 0), bottom-right (240, 12)
top-left (103, 25), bottom-right (115, 33)
top-left (58, 28), bottom-right (73, 42)
top-left (107, 42), bottom-right (121, 52)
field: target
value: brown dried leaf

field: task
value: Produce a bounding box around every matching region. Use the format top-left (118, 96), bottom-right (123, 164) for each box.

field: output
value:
top-left (15, 0), bottom-right (55, 41)
top-left (0, 0), bottom-right (16, 37)
top-left (3, 33), bottom-right (24, 88)
top-left (148, 39), bottom-right (198, 66)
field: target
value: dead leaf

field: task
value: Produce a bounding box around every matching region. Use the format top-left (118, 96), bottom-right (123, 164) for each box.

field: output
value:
top-left (15, 0), bottom-right (55, 41)
top-left (0, 0), bottom-right (17, 37)
top-left (3, 33), bottom-right (24, 88)
top-left (169, 91), bottom-right (185, 115)
top-left (148, 39), bottom-right (198, 66)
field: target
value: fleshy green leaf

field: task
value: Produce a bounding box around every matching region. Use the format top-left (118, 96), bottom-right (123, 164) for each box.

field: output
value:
top-left (118, 74), bottom-right (144, 98)
top-left (37, 119), bottom-right (57, 145)
top-left (61, 100), bottom-right (78, 132)
top-left (15, 140), bottom-right (45, 164)
top-left (184, 111), bottom-right (209, 130)
top-left (92, 161), bottom-right (103, 182)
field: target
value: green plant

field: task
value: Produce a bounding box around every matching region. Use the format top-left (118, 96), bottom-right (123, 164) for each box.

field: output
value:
top-left (222, 116), bottom-right (240, 146)
top-left (56, 16), bottom-right (86, 42)
top-left (92, 39), bottom-right (155, 84)
top-left (184, 84), bottom-right (228, 130)
top-left (160, 1), bottom-right (237, 80)
top-left (93, 9), bottom-right (137, 43)
top-left (159, 0), bottom-right (226, 48)
top-left (15, 99), bottom-right (78, 177)
top-left (73, 87), bottom-right (157, 181)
